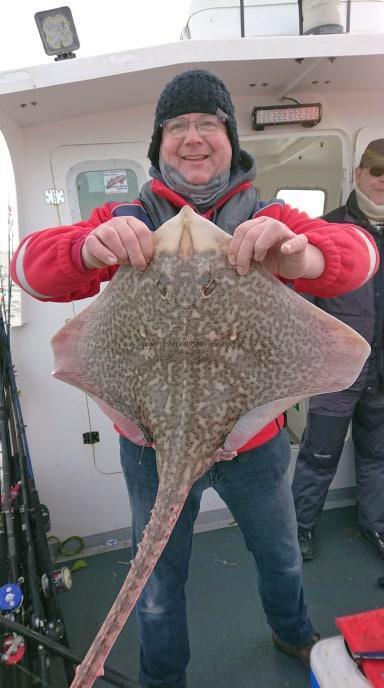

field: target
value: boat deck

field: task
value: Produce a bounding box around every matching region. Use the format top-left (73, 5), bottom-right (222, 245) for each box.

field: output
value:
top-left (13, 505), bottom-right (384, 687)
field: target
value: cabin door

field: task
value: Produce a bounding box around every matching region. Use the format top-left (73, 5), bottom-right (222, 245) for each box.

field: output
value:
top-left (50, 141), bottom-right (148, 475)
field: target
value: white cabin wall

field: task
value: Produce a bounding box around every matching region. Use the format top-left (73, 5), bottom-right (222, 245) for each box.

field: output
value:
top-left (11, 104), bottom-right (156, 542)
top-left (17, 103), bottom-right (155, 236)
top-left (9, 87), bottom-right (383, 542)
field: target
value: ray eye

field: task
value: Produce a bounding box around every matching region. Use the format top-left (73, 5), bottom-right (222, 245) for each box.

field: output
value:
top-left (200, 272), bottom-right (217, 296)
top-left (156, 279), bottom-right (168, 298)
top-left (203, 277), bottom-right (217, 296)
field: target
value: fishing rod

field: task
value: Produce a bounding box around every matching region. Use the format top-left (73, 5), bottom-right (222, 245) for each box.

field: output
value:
top-left (0, 235), bottom-right (59, 684)
top-left (0, 460), bottom-right (8, 586)
top-left (4, 328), bottom-right (73, 661)
top-left (0, 614), bottom-right (141, 688)
top-left (0, 305), bottom-right (70, 685)
top-left (0, 344), bottom-right (19, 584)
top-left (0, 306), bottom-right (30, 687)
top-left (1, 322), bottom-right (48, 684)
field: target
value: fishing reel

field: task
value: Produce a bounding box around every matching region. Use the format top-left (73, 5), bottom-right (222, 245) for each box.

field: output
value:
top-left (44, 617), bottom-right (66, 642)
top-left (1, 633), bottom-right (26, 666)
top-left (0, 583), bottom-right (23, 614)
top-left (41, 566), bottom-right (72, 596)
top-left (0, 583), bottom-right (25, 665)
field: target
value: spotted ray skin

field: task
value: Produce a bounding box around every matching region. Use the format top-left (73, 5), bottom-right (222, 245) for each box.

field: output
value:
top-left (51, 206), bottom-right (370, 688)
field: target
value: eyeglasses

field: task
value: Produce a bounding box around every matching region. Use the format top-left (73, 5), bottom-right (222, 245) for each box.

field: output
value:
top-left (367, 166), bottom-right (384, 177)
top-left (161, 114), bottom-right (227, 138)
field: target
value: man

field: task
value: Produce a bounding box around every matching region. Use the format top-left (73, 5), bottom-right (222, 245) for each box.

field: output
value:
top-left (11, 71), bottom-right (378, 687)
top-left (292, 139), bottom-right (384, 562)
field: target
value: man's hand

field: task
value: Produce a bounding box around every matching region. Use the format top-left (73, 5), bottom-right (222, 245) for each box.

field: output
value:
top-left (81, 217), bottom-right (154, 270)
top-left (228, 217), bottom-right (325, 280)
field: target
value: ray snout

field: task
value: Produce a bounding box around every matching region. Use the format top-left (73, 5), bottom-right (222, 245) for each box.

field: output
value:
top-left (153, 205), bottom-right (230, 258)
top-left (178, 219), bottom-right (194, 258)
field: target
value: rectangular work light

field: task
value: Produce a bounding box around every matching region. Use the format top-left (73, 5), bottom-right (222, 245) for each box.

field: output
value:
top-left (35, 6), bottom-right (80, 60)
top-left (251, 103), bottom-right (322, 130)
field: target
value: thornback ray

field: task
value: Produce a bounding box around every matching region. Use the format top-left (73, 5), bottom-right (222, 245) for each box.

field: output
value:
top-left (50, 205), bottom-right (370, 687)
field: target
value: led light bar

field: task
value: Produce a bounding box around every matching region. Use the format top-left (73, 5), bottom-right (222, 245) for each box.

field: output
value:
top-left (252, 103), bottom-right (322, 130)
top-left (35, 6), bottom-right (80, 60)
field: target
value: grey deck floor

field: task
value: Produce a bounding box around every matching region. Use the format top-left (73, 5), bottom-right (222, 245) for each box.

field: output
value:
top-left (57, 505), bottom-right (383, 688)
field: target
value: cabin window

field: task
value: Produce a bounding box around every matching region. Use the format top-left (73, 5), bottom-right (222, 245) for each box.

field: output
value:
top-left (76, 167), bottom-right (140, 220)
top-left (276, 188), bottom-right (325, 217)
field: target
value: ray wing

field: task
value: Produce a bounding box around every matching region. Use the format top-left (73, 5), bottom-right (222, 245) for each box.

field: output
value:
top-left (217, 267), bottom-right (370, 451)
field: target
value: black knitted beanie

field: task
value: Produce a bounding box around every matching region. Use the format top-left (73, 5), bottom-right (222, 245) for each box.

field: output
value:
top-left (148, 69), bottom-right (241, 171)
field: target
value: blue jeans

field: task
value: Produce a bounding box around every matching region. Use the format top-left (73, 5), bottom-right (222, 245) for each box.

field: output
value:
top-left (120, 431), bottom-right (314, 688)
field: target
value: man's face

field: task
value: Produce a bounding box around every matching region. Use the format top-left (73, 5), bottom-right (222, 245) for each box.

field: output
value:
top-left (159, 112), bottom-right (232, 185)
top-left (355, 165), bottom-right (384, 206)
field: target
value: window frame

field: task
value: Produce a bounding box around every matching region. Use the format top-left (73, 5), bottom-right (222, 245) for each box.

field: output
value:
top-left (66, 157), bottom-right (147, 221)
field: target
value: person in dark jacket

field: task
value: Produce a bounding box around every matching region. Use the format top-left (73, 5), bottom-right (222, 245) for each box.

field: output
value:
top-left (292, 138), bottom-right (384, 561)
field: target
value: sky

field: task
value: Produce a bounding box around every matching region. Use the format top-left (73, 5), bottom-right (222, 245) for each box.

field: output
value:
top-left (0, 0), bottom-right (191, 72)
top-left (0, 0), bottom-right (191, 255)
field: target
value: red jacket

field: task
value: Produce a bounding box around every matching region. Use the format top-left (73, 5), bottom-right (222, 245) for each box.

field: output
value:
top-left (11, 182), bottom-right (379, 452)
